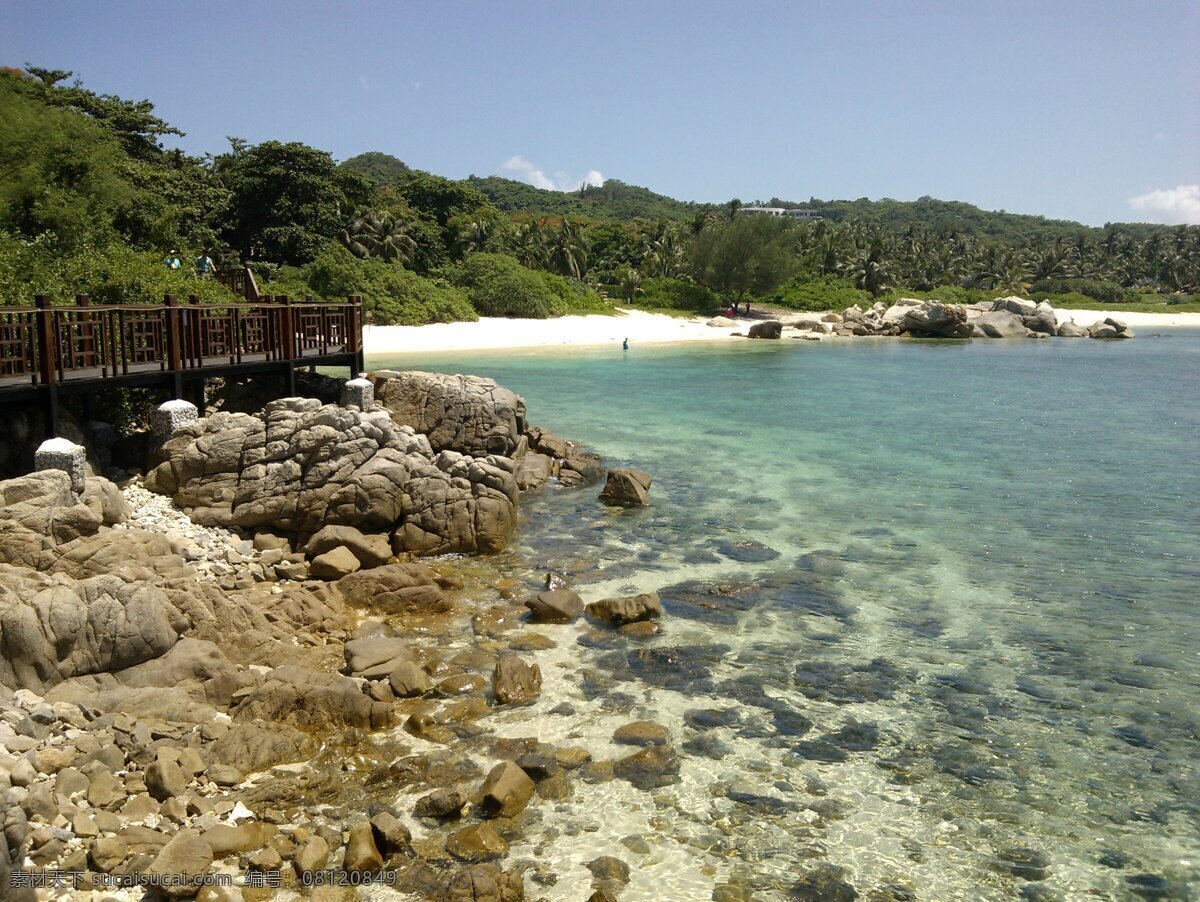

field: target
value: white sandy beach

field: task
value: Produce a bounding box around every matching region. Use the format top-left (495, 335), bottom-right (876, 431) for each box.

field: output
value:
top-left (1044, 309), bottom-right (1200, 329)
top-left (363, 307), bottom-right (1200, 355)
top-left (364, 309), bottom-right (739, 354)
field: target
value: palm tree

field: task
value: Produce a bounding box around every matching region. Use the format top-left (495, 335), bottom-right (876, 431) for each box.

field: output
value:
top-left (340, 211), bottom-right (417, 265)
top-left (840, 239), bottom-right (894, 297)
top-left (514, 219), bottom-right (549, 269)
top-left (546, 218), bottom-right (589, 279)
top-left (615, 265), bottom-right (644, 304)
top-left (453, 217), bottom-right (495, 259)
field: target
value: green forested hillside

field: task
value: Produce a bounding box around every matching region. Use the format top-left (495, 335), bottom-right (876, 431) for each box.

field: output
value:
top-left (2, 67), bottom-right (1196, 327)
top-left (466, 175), bottom-right (702, 221)
top-left (340, 151), bottom-right (411, 185)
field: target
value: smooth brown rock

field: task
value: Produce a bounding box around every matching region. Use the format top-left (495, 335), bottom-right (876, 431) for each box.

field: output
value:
top-left (480, 761), bottom-right (535, 818)
top-left (598, 468), bottom-right (652, 507)
top-left (146, 759), bottom-right (189, 801)
top-left (145, 829), bottom-right (214, 898)
top-left (294, 835), bottom-right (330, 878)
top-left (446, 823), bottom-right (509, 863)
top-left (492, 654), bottom-right (542, 706)
top-left (524, 589), bottom-right (583, 623)
top-left (89, 836), bottom-right (128, 872)
top-left (310, 546), bottom-right (361, 581)
top-left (369, 811), bottom-right (412, 854)
top-left (343, 822), bottom-right (384, 874)
top-left (613, 721), bottom-right (670, 747)
top-left (586, 593), bottom-right (662, 626)
top-left (414, 788), bottom-right (467, 819)
top-left (613, 744), bottom-right (680, 790)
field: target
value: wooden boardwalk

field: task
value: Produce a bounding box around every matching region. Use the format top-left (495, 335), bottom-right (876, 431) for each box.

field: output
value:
top-left (1, 282), bottom-right (364, 436)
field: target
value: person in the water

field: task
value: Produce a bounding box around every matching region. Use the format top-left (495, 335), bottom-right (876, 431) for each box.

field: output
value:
top-left (623, 338), bottom-right (629, 350)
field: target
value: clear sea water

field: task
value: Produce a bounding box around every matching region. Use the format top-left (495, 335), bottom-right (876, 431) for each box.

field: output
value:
top-left (371, 332), bottom-right (1199, 901)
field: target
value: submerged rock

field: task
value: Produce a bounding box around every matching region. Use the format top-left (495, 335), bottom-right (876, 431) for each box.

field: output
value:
top-left (599, 468), bottom-right (652, 507)
top-left (525, 589), bottom-right (584, 623)
top-left (586, 593), bottom-right (662, 626)
top-left (613, 744), bottom-right (680, 790)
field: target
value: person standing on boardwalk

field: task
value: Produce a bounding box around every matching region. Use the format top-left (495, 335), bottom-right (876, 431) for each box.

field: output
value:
top-left (194, 251), bottom-right (215, 277)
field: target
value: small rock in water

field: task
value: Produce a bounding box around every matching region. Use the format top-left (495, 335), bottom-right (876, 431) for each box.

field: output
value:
top-left (994, 847), bottom-right (1051, 882)
top-left (446, 822), bottom-right (509, 862)
top-left (414, 789), bottom-right (467, 819)
top-left (714, 540), bottom-right (781, 563)
top-left (613, 745), bottom-right (680, 790)
top-left (788, 862), bottom-right (859, 900)
top-left (613, 721), bottom-right (670, 747)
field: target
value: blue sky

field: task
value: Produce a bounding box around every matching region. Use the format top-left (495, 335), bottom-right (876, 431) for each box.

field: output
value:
top-left (3, 0), bottom-right (1198, 226)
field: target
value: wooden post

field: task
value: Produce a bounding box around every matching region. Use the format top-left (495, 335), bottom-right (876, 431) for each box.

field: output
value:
top-left (74, 294), bottom-right (90, 371)
top-left (164, 294), bottom-right (183, 399)
top-left (34, 295), bottom-right (60, 438)
top-left (349, 294), bottom-right (365, 375)
top-left (280, 295), bottom-right (296, 396)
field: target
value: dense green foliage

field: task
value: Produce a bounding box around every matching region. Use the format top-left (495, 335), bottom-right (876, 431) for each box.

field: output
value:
top-left (468, 175), bottom-right (700, 221)
top-left (340, 151), bottom-right (411, 184)
top-left (450, 253), bottom-right (606, 318)
top-left (0, 232), bottom-right (236, 305)
top-left (631, 277), bottom-right (722, 313)
top-left (215, 140), bottom-right (371, 265)
top-left (266, 243), bottom-right (475, 325)
top-left (2, 66), bottom-right (1197, 323)
top-left (766, 276), bottom-right (871, 311)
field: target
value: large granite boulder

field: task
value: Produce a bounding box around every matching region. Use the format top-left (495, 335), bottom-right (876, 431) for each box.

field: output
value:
top-left (747, 321), bottom-right (783, 339)
top-left (1023, 300), bottom-right (1059, 334)
top-left (371, 370), bottom-right (527, 458)
top-left (232, 664), bottom-right (391, 730)
top-left (901, 302), bottom-right (973, 338)
top-left (0, 565), bottom-right (180, 692)
top-left (338, 562), bottom-right (450, 614)
top-left (1089, 317), bottom-right (1134, 339)
top-left (144, 398), bottom-right (517, 555)
top-left (0, 471), bottom-right (127, 570)
top-left (1057, 320), bottom-right (1089, 337)
top-left (971, 309), bottom-right (1028, 338)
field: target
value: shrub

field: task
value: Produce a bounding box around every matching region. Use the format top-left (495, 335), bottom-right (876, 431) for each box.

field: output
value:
top-left (275, 243), bottom-right (475, 325)
top-left (0, 232), bottom-right (237, 306)
top-left (768, 275), bottom-right (870, 311)
top-left (1030, 278), bottom-right (1134, 304)
top-left (454, 252), bottom-right (557, 318)
top-left (634, 277), bottom-right (721, 313)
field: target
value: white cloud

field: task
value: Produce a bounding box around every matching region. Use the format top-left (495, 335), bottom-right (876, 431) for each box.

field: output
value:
top-left (500, 155), bottom-right (605, 192)
top-left (1127, 185), bottom-right (1200, 224)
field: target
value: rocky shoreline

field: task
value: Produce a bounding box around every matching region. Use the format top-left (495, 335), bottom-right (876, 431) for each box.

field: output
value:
top-left (710, 296), bottom-right (1137, 341)
top-left (0, 371), bottom-right (671, 901)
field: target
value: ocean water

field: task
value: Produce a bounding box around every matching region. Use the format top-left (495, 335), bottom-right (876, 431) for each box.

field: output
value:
top-left (371, 332), bottom-right (1200, 900)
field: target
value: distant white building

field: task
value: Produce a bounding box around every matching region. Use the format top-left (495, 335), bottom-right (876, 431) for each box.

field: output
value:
top-left (741, 206), bottom-right (822, 222)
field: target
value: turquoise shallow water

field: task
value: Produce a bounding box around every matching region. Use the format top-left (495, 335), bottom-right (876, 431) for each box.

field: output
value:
top-left (372, 333), bottom-right (1200, 900)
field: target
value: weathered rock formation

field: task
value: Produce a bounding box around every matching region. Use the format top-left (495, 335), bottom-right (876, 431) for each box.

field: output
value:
top-left (826, 297), bottom-right (1136, 341)
top-left (599, 468), bottom-right (652, 507)
top-left (371, 370), bottom-right (527, 457)
top-left (144, 398), bottom-right (518, 555)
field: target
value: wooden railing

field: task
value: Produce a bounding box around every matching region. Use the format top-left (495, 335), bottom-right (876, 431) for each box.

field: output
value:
top-left (0, 293), bottom-right (362, 388)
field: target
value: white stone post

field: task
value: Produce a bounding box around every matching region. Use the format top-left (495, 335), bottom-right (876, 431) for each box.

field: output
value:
top-left (152, 400), bottom-right (199, 441)
top-left (341, 378), bottom-right (374, 410)
top-left (34, 438), bottom-right (87, 495)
